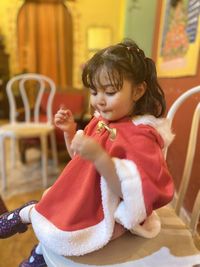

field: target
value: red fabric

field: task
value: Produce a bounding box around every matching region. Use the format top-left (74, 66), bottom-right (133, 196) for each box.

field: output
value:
top-left (35, 116), bottom-right (174, 231)
top-left (41, 91), bottom-right (85, 116)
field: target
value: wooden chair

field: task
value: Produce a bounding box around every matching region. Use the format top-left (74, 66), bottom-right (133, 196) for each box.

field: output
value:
top-left (18, 87), bottom-right (90, 163)
top-left (0, 130), bottom-right (14, 191)
top-left (41, 86), bottom-right (200, 266)
top-left (0, 73), bottom-right (58, 191)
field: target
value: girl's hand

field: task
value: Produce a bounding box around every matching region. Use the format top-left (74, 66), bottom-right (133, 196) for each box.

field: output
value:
top-left (54, 108), bottom-right (77, 136)
top-left (71, 130), bottom-right (104, 162)
top-left (71, 131), bottom-right (122, 197)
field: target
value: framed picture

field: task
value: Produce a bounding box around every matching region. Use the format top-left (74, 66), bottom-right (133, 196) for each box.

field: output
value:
top-left (156, 0), bottom-right (200, 77)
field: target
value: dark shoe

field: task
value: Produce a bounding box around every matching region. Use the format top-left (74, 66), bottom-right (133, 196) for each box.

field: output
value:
top-left (19, 245), bottom-right (47, 267)
top-left (0, 200), bottom-right (38, 238)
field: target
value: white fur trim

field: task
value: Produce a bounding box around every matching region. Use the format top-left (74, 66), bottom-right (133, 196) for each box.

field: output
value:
top-left (31, 177), bottom-right (119, 256)
top-left (133, 115), bottom-right (175, 148)
top-left (131, 211), bottom-right (161, 238)
top-left (113, 158), bottom-right (147, 229)
top-left (31, 157), bottom-right (159, 256)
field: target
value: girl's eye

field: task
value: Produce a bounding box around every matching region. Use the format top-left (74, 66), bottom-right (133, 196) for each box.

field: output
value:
top-left (90, 90), bottom-right (97, 95)
top-left (105, 91), bottom-right (116, 96)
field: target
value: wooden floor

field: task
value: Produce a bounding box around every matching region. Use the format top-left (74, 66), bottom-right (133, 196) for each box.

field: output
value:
top-left (0, 190), bottom-right (43, 267)
top-left (0, 146), bottom-right (67, 266)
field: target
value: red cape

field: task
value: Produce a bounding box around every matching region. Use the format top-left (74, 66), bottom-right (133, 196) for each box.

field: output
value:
top-left (31, 115), bottom-right (174, 256)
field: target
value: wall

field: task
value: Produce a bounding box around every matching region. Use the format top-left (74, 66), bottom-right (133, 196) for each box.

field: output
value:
top-left (124, 0), bottom-right (157, 57)
top-left (0, 0), bottom-right (125, 88)
top-left (67, 0), bottom-right (125, 87)
top-left (0, 0), bottom-right (23, 75)
top-left (152, 0), bottom-right (200, 212)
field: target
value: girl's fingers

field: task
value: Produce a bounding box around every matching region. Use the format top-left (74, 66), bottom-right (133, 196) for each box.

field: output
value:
top-left (57, 110), bottom-right (67, 116)
top-left (54, 117), bottom-right (65, 124)
top-left (65, 109), bottom-right (73, 117)
top-left (55, 113), bottom-right (65, 119)
top-left (55, 110), bottom-right (71, 121)
top-left (55, 119), bottom-right (64, 125)
top-left (56, 109), bottom-right (73, 120)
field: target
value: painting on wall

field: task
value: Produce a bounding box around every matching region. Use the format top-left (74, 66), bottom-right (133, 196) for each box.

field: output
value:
top-left (156, 0), bottom-right (200, 77)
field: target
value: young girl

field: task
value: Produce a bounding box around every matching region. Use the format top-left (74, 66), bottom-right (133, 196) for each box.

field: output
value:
top-left (0, 39), bottom-right (174, 267)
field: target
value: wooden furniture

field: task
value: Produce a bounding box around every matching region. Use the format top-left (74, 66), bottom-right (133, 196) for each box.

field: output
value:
top-left (0, 130), bottom-right (15, 191)
top-left (0, 73), bottom-right (58, 191)
top-left (41, 85), bottom-right (200, 266)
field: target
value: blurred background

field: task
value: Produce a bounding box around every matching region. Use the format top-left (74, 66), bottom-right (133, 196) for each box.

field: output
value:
top-left (0, 0), bottom-right (199, 265)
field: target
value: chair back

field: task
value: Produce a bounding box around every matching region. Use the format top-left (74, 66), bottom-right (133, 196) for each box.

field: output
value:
top-left (6, 73), bottom-right (56, 124)
top-left (166, 85), bottom-right (200, 218)
top-left (41, 88), bottom-right (88, 120)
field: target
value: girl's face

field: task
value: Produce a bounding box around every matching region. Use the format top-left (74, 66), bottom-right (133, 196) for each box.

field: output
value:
top-left (89, 69), bottom-right (139, 121)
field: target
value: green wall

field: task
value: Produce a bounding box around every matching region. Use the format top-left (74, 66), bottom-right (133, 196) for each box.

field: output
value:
top-left (124, 0), bottom-right (157, 57)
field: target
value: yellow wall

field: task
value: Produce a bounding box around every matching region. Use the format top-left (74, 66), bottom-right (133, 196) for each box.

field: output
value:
top-left (0, 0), bottom-right (23, 75)
top-left (0, 0), bottom-right (125, 88)
top-left (67, 0), bottom-right (125, 87)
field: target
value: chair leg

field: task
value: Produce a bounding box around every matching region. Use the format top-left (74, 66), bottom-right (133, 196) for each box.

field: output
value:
top-left (40, 135), bottom-right (48, 188)
top-left (10, 137), bottom-right (16, 168)
top-left (0, 136), bottom-right (7, 191)
top-left (190, 190), bottom-right (200, 236)
top-left (50, 131), bottom-right (58, 170)
top-left (18, 139), bottom-right (27, 164)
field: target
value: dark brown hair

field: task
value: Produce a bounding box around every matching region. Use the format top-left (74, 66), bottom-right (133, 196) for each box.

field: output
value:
top-left (82, 39), bottom-right (166, 117)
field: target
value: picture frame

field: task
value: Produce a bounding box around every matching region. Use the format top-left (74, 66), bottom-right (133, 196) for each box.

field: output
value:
top-left (156, 0), bottom-right (200, 77)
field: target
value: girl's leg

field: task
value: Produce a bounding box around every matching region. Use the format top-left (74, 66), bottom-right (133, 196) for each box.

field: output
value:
top-left (0, 200), bottom-right (37, 238)
top-left (19, 243), bottom-right (46, 267)
top-left (111, 222), bottom-right (127, 240)
top-left (19, 203), bottom-right (35, 223)
top-left (18, 189), bottom-right (51, 266)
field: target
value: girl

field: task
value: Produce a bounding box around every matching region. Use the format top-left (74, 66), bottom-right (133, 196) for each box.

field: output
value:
top-left (0, 39), bottom-right (174, 267)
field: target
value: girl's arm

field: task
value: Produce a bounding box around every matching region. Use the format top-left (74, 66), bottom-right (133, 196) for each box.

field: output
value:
top-left (93, 149), bottom-right (122, 198)
top-left (54, 108), bottom-right (77, 158)
top-left (63, 131), bottom-right (76, 158)
top-left (71, 131), bottom-right (122, 197)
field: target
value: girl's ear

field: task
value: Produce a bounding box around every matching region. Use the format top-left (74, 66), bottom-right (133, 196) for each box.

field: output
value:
top-left (132, 81), bottom-right (147, 101)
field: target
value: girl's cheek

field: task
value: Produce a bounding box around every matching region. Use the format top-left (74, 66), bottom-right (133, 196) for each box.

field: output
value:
top-left (90, 98), bottom-right (96, 108)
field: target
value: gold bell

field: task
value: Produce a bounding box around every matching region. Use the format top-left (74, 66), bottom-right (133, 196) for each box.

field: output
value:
top-left (97, 121), bottom-right (117, 141)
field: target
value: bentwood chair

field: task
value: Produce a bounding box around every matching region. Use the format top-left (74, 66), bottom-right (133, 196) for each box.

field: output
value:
top-left (40, 85), bottom-right (200, 266)
top-left (0, 73), bottom-right (58, 191)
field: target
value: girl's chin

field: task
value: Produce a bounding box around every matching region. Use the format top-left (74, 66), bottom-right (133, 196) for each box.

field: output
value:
top-left (100, 112), bottom-right (111, 119)
top-left (101, 113), bottom-right (117, 121)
